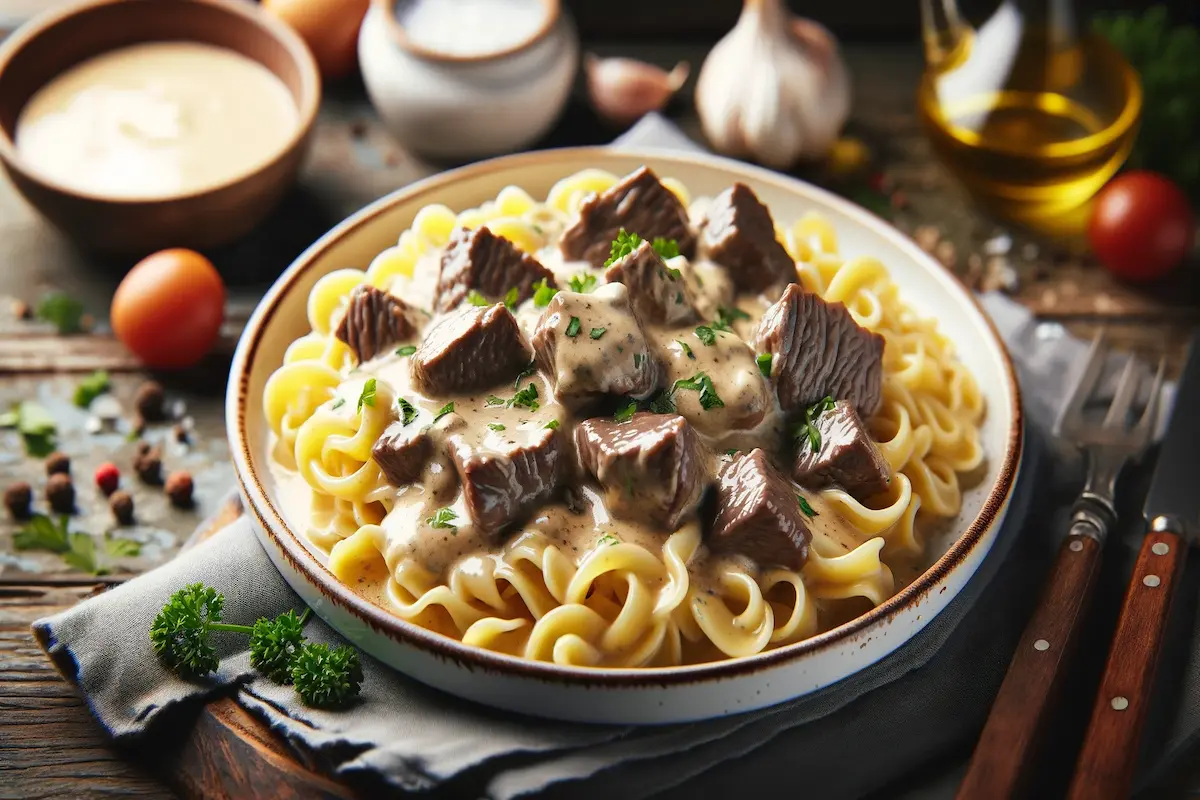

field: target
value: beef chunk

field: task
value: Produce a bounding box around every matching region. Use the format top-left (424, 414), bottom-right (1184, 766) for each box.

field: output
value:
top-left (575, 412), bottom-right (710, 530)
top-left (792, 400), bottom-right (890, 501)
top-left (448, 427), bottom-right (564, 537)
top-left (411, 304), bottom-right (531, 395)
top-left (335, 285), bottom-right (418, 362)
top-left (603, 240), bottom-right (699, 326)
top-left (755, 284), bottom-right (884, 417)
top-left (709, 449), bottom-right (810, 569)
top-left (531, 283), bottom-right (660, 409)
top-left (699, 183), bottom-right (795, 293)
top-left (372, 421), bottom-right (432, 486)
top-left (560, 167), bottom-right (696, 268)
top-left (435, 226), bottom-right (557, 313)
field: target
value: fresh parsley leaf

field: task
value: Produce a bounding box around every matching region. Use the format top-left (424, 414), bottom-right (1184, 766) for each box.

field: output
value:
top-left (633, 352), bottom-right (645, 369)
top-left (104, 535), bottom-right (141, 559)
top-left (652, 237), bottom-right (680, 259)
top-left (427, 507), bottom-right (457, 530)
top-left (532, 279), bottom-right (559, 307)
top-left (614, 400), bottom-right (638, 423)
top-left (357, 379), bottom-right (377, 412)
top-left (694, 326), bottom-right (716, 346)
top-left (648, 391), bottom-right (676, 414)
top-left (604, 229), bottom-right (642, 266)
top-left (565, 316), bottom-right (582, 337)
top-left (466, 290), bottom-right (490, 306)
top-left (503, 286), bottom-right (519, 309)
top-left (74, 370), bottom-right (110, 408)
top-left (597, 533), bottom-right (620, 547)
top-left (797, 494), bottom-right (818, 518)
top-left (513, 361), bottom-right (537, 388)
top-left (509, 383), bottom-right (539, 412)
top-left (488, 422), bottom-right (506, 432)
top-left (331, 397), bottom-right (346, 411)
top-left (13, 514), bottom-right (69, 553)
top-left (711, 306), bottom-right (750, 333)
top-left (36, 292), bottom-right (85, 334)
top-left (62, 532), bottom-right (103, 575)
top-left (725, 448), bottom-right (740, 457)
top-left (485, 395), bottom-right (506, 407)
top-left (17, 401), bottom-right (56, 457)
top-left (544, 419), bottom-right (560, 430)
top-left (395, 344), bottom-right (417, 357)
top-left (672, 372), bottom-right (725, 410)
top-left (794, 396), bottom-right (835, 452)
top-left (756, 353), bottom-right (773, 378)
top-left (397, 398), bottom-right (419, 426)
top-left (0, 409), bottom-right (16, 428)
top-left (568, 273), bottom-right (597, 293)
top-left (589, 327), bottom-right (606, 340)
top-left (433, 402), bottom-right (455, 421)
top-left (676, 340), bottom-right (695, 359)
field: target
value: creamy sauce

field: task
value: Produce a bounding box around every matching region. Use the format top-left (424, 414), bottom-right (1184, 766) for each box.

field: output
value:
top-left (398, 0), bottom-right (548, 57)
top-left (16, 42), bottom-right (298, 199)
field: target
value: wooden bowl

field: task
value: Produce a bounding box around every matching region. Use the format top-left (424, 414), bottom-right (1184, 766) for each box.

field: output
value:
top-left (0, 0), bottom-right (321, 256)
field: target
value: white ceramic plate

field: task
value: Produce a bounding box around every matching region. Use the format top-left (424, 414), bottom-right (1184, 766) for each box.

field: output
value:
top-left (227, 148), bottom-right (1024, 725)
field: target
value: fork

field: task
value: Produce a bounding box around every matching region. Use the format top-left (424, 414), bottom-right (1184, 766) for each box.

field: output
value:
top-left (957, 331), bottom-right (1167, 800)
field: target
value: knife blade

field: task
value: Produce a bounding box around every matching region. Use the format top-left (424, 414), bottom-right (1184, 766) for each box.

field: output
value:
top-left (1144, 333), bottom-right (1200, 536)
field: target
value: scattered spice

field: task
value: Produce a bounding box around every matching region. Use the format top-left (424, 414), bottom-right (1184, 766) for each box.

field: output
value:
top-left (165, 470), bottom-right (194, 509)
top-left (46, 473), bottom-right (75, 514)
top-left (110, 490), bottom-right (135, 525)
top-left (135, 381), bottom-right (167, 423)
top-left (4, 482), bottom-right (32, 520)
top-left (350, 119), bottom-right (368, 139)
top-left (133, 443), bottom-right (164, 485)
top-left (45, 451), bottom-right (70, 477)
top-left (11, 299), bottom-right (31, 320)
top-left (172, 423), bottom-right (190, 444)
top-left (95, 462), bottom-right (120, 496)
top-left (889, 190), bottom-right (909, 210)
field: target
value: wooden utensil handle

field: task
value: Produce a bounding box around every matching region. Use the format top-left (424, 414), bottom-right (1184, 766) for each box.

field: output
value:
top-left (957, 531), bottom-right (1103, 800)
top-left (1067, 528), bottom-right (1187, 800)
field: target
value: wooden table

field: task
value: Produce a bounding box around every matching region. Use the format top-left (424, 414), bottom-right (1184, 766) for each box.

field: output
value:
top-left (1, 42), bottom-right (1197, 799)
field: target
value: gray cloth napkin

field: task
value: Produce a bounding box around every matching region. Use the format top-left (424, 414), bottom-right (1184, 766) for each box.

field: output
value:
top-left (31, 115), bottom-right (1199, 799)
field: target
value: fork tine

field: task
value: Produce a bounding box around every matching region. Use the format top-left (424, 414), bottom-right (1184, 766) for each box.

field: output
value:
top-left (1133, 355), bottom-right (1168, 440)
top-left (1102, 355), bottom-right (1142, 430)
top-left (1057, 329), bottom-right (1108, 432)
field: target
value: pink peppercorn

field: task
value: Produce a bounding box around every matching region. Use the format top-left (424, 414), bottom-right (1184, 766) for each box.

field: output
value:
top-left (95, 462), bottom-right (120, 496)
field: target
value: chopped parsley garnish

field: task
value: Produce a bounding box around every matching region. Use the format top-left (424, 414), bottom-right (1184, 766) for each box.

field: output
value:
top-left (509, 383), bottom-right (540, 412)
top-left (589, 327), bottom-right (606, 340)
top-left (653, 237), bottom-right (681, 259)
top-left (797, 494), bottom-right (818, 518)
top-left (466, 289), bottom-right (490, 306)
top-left (74, 370), bottom-right (110, 408)
top-left (513, 361), bottom-right (537, 388)
top-left (532, 279), bottom-right (558, 307)
top-left (664, 267), bottom-right (683, 281)
top-left (433, 402), bottom-right (455, 421)
top-left (485, 395), bottom-right (506, 407)
top-left (427, 508), bottom-right (457, 531)
top-left (694, 326), bottom-right (717, 346)
top-left (568, 273), bottom-right (597, 293)
top-left (756, 353), bottom-right (773, 378)
top-left (357, 379), bottom-right (377, 412)
top-left (597, 533), bottom-right (620, 547)
top-left (614, 400), bottom-right (638, 423)
top-left (503, 286), bottom-right (519, 309)
top-left (487, 422), bottom-right (506, 432)
top-left (604, 230), bottom-right (682, 266)
top-left (793, 396), bottom-right (836, 452)
top-left (36, 292), bottom-right (85, 334)
top-left (675, 340), bottom-right (695, 359)
top-left (397, 398), bottom-right (419, 426)
top-left (395, 344), bottom-right (417, 357)
top-left (565, 316), bottom-right (582, 337)
top-left (544, 419), bottom-right (560, 430)
top-left (633, 353), bottom-right (645, 368)
top-left (725, 449), bottom-right (740, 457)
top-left (711, 306), bottom-right (750, 333)
top-left (648, 391), bottom-right (676, 414)
top-left (331, 397), bottom-right (346, 411)
top-left (672, 372), bottom-right (725, 410)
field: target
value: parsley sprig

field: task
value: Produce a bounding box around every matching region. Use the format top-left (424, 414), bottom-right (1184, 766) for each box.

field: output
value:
top-left (603, 229), bottom-right (681, 267)
top-left (673, 372), bottom-right (725, 410)
top-left (13, 514), bottom-right (140, 574)
top-left (793, 396), bottom-right (836, 452)
top-left (568, 273), bottom-right (598, 293)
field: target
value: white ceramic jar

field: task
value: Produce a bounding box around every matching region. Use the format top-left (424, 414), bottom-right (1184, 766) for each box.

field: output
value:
top-left (358, 0), bottom-right (578, 160)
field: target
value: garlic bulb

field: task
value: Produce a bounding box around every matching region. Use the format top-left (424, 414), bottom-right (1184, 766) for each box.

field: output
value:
top-left (585, 56), bottom-right (690, 127)
top-left (695, 0), bottom-right (850, 168)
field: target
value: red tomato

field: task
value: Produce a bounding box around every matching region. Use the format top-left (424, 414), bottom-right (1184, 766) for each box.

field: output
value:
top-left (111, 249), bottom-right (225, 369)
top-left (1089, 171), bottom-right (1195, 282)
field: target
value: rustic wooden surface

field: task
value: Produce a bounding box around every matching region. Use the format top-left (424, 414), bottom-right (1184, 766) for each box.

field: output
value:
top-left (1, 37), bottom-right (1198, 800)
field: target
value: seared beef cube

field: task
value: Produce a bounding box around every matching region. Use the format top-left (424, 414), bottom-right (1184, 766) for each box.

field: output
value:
top-left (435, 226), bottom-right (557, 313)
top-left (603, 240), bottom-right (699, 326)
top-left (575, 412), bottom-right (710, 530)
top-left (372, 421), bottom-right (432, 486)
top-left (448, 427), bottom-right (564, 537)
top-left (411, 303), bottom-right (531, 395)
top-left (335, 285), bottom-right (418, 362)
top-left (709, 449), bottom-right (810, 569)
top-left (793, 400), bottom-right (890, 501)
top-left (699, 183), bottom-right (795, 292)
top-left (755, 284), bottom-right (884, 417)
top-left (531, 283), bottom-right (660, 409)
top-left (560, 167), bottom-right (696, 268)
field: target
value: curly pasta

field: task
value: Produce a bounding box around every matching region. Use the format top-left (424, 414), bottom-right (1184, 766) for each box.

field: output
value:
top-left (267, 168), bottom-right (985, 667)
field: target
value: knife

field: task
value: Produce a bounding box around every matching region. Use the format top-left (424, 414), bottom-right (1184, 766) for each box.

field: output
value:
top-left (1068, 334), bottom-right (1200, 800)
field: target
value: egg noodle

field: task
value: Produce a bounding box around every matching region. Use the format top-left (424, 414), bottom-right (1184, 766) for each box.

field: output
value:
top-left (263, 169), bottom-right (985, 667)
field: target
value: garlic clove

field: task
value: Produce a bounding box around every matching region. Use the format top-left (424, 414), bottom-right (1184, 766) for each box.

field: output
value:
top-left (585, 55), bottom-right (690, 127)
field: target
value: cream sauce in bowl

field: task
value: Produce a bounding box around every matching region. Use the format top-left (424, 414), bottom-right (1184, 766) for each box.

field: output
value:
top-left (15, 41), bottom-right (298, 199)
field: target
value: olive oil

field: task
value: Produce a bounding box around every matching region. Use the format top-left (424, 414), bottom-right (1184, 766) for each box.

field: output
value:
top-left (918, 3), bottom-right (1141, 232)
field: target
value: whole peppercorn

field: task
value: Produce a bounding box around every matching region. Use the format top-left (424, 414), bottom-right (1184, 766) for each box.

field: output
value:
top-left (172, 422), bottom-right (190, 444)
top-left (46, 473), bottom-right (75, 513)
top-left (110, 490), bottom-right (135, 525)
top-left (45, 451), bottom-right (70, 476)
top-left (133, 444), bottom-right (163, 485)
top-left (95, 462), bottom-right (120, 496)
top-left (12, 299), bottom-right (31, 320)
top-left (4, 482), bottom-right (33, 519)
top-left (164, 470), bottom-right (194, 509)
top-left (134, 381), bottom-right (167, 423)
